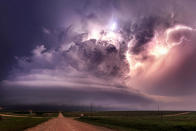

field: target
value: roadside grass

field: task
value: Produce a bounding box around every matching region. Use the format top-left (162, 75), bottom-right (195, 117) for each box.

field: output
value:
top-left (0, 116), bottom-right (48, 131)
top-left (0, 112), bottom-right (57, 131)
top-left (75, 111), bottom-right (196, 131)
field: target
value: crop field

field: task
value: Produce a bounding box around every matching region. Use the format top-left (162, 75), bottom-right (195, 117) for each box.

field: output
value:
top-left (72, 111), bottom-right (196, 131)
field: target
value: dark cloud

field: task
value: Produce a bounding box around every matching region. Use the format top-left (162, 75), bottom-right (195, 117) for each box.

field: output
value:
top-left (131, 17), bottom-right (157, 54)
top-left (0, 85), bottom-right (154, 109)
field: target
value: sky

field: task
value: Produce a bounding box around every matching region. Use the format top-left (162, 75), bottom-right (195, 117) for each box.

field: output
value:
top-left (1, 0), bottom-right (196, 110)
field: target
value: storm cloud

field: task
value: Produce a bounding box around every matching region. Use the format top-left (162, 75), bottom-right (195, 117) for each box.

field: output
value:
top-left (1, 0), bottom-right (196, 110)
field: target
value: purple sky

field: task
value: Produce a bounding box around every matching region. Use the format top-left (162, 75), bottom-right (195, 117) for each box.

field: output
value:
top-left (1, 0), bottom-right (196, 110)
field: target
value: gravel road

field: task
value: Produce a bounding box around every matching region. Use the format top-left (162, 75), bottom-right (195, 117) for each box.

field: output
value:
top-left (26, 113), bottom-right (114, 131)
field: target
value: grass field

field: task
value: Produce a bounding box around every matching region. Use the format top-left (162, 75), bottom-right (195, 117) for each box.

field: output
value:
top-left (72, 111), bottom-right (196, 131)
top-left (0, 112), bottom-right (57, 131)
top-left (1, 111), bottom-right (196, 131)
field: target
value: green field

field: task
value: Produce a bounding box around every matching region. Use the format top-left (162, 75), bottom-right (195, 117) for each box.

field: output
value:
top-left (0, 112), bottom-right (57, 131)
top-left (1, 111), bottom-right (196, 131)
top-left (70, 111), bottom-right (196, 131)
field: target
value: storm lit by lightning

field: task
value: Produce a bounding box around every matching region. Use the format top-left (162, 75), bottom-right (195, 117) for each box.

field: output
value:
top-left (86, 18), bottom-right (194, 78)
top-left (2, 0), bottom-right (196, 110)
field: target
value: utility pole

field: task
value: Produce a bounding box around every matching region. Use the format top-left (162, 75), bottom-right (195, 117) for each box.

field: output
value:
top-left (158, 104), bottom-right (163, 120)
top-left (89, 103), bottom-right (93, 117)
top-left (90, 103), bottom-right (93, 112)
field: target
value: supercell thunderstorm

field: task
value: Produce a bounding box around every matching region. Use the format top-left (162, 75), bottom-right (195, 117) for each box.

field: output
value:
top-left (6, 17), bottom-right (195, 92)
top-left (2, 0), bottom-right (196, 109)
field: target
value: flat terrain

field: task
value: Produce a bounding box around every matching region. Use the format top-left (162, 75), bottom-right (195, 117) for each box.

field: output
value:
top-left (0, 112), bottom-right (57, 131)
top-left (26, 113), bottom-right (113, 131)
top-left (0, 116), bottom-right (49, 131)
top-left (75, 111), bottom-right (196, 131)
top-left (1, 111), bottom-right (196, 131)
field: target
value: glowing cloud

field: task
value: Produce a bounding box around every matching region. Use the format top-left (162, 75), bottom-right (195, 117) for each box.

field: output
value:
top-left (124, 24), bottom-right (194, 77)
top-left (110, 21), bottom-right (117, 31)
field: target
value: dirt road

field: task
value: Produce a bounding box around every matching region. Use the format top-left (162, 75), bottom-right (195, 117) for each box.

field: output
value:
top-left (26, 113), bottom-right (114, 131)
